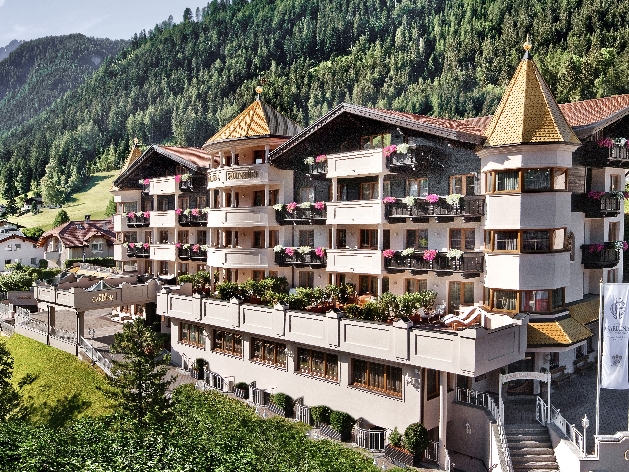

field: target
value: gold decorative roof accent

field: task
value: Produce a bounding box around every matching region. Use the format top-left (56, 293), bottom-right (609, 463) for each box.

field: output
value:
top-left (527, 318), bottom-right (593, 346)
top-left (484, 47), bottom-right (581, 147)
top-left (205, 99), bottom-right (301, 145)
top-left (568, 298), bottom-right (599, 326)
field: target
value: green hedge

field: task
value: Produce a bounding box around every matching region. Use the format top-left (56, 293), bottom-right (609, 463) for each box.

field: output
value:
top-left (310, 405), bottom-right (331, 425)
top-left (64, 257), bottom-right (115, 269)
top-left (329, 410), bottom-right (355, 436)
top-left (403, 422), bottom-right (429, 455)
top-left (269, 392), bottom-right (293, 416)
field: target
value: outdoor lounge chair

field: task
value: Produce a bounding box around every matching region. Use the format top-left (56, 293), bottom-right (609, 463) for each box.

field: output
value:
top-left (442, 306), bottom-right (483, 330)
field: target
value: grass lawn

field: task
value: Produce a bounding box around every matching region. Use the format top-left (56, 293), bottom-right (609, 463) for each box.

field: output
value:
top-left (7, 171), bottom-right (117, 231)
top-left (5, 334), bottom-right (115, 427)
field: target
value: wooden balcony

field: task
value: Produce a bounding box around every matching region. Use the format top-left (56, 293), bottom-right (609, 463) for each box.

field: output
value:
top-left (306, 161), bottom-right (327, 179)
top-left (386, 152), bottom-right (420, 171)
top-left (126, 214), bottom-right (150, 228)
top-left (276, 205), bottom-right (327, 225)
top-left (385, 195), bottom-right (485, 223)
top-left (384, 251), bottom-right (484, 277)
top-left (274, 249), bottom-right (326, 268)
top-left (581, 243), bottom-right (620, 269)
top-left (572, 193), bottom-right (622, 218)
top-left (178, 212), bottom-right (208, 227)
top-left (178, 175), bottom-right (206, 193)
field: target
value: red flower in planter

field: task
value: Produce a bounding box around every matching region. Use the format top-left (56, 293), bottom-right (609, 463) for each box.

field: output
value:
top-left (423, 249), bottom-right (437, 261)
top-left (175, 208), bottom-right (182, 215)
top-left (143, 211), bottom-right (150, 218)
top-left (143, 178), bottom-right (150, 185)
top-left (286, 202), bottom-right (297, 213)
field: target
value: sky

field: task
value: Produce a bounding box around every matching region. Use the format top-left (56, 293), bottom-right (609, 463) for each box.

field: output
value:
top-left (0, 0), bottom-right (207, 44)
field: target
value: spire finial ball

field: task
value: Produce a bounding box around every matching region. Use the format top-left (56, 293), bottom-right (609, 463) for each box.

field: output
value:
top-left (523, 35), bottom-right (532, 51)
top-left (255, 85), bottom-right (263, 95)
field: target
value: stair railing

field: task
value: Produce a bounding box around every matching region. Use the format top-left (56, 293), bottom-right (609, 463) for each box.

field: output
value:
top-left (537, 396), bottom-right (585, 455)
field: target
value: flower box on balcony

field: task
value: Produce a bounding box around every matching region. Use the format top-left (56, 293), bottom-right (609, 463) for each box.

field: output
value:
top-left (307, 161), bottom-right (328, 178)
top-left (126, 247), bottom-right (136, 257)
top-left (276, 203), bottom-right (326, 225)
top-left (274, 248), bottom-right (326, 268)
top-left (178, 247), bottom-right (190, 260)
top-left (581, 243), bottom-right (621, 269)
top-left (126, 213), bottom-right (150, 228)
top-left (190, 249), bottom-right (207, 261)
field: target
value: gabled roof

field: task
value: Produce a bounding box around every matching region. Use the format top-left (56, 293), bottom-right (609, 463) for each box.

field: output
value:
top-left (270, 102), bottom-right (485, 163)
top-left (113, 145), bottom-right (213, 188)
top-left (0, 235), bottom-right (38, 246)
top-left (38, 219), bottom-right (115, 249)
top-left (204, 99), bottom-right (302, 146)
top-left (527, 317), bottom-right (592, 346)
top-left (484, 49), bottom-right (580, 147)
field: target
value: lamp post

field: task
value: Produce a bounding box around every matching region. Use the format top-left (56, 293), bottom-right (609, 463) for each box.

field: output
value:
top-left (581, 414), bottom-right (589, 456)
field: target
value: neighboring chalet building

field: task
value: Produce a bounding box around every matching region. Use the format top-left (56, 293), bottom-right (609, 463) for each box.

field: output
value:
top-left (110, 46), bottom-right (629, 468)
top-left (38, 216), bottom-right (115, 268)
top-left (0, 234), bottom-right (44, 271)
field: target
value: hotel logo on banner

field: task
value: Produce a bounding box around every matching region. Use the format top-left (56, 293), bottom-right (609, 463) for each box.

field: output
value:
top-left (602, 284), bottom-right (629, 390)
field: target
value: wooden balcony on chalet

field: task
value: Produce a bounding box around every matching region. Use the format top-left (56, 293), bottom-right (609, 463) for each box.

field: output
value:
top-left (385, 195), bottom-right (485, 223)
top-left (581, 243), bottom-right (620, 269)
top-left (276, 205), bottom-right (327, 225)
top-left (274, 249), bottom-right (326, 268)
top-left (384, 251), bottom-right (484, 278)
top-left (306, 161), bottom-right (328, 179)
top-left (572, 192), bottom-right (622, 218)
top-left (178, 175), bottom-right (206, 193)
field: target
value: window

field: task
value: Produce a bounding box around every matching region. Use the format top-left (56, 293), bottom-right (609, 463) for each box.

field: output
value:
top-left (159, 231), bottom-right (169, 244)
top-left (610, 174), bottom-right (621, 192)
top-left (351, 358), bottom-right (402, 397)
top-left (449, 229), bottom-right (475, 251)
top-left (448, 281), bottom-right (474, 314)
top-left (253, 190), bottom-right (264, 206)
top-left (609, 221), bottom-right (620, 242)
top-left (123, 231), bottom-right (138, 243)
top-left (487, 288), bottom-right (565, 313)
top-left (30, 258), bottom-right (37, 265)
top-left (156, 195), bottom-right (175, 211)
top-left (549, 352), bottom-right (559, 370)
top-left (337, 182), bottom-right (348, 201)
top-left (407, 178), bottom-right (428, 198)
top-left (337, 229), bottom-right (347, 248)
top-left (119, 202), bottom-right (138, 214)
top-left (406, 278), bottom-right (427, 293)
top-left (361, 133), bottom-right (392, 149)
top-left (13, 244), bottom-right (21, 251)
top-left (299, 230), bottom-right (314, 247)
top-left (383, 180), bottom-right (391, 197)
top-left (4, 260), bottom-right (10, 266)
top-left (179, 263), bottom-right (189, 275)
top-left (426, 369), bottom-right (439, 400)
top-left (269, 230), bottom-right (279, 248)
top-left (486, 229), bottom-right (566, 253)
top-left (299, 271), bottom-right (314, 288)
top-left (523, 169), bottom-right (551, 191)
top-left (450, 174), bottom-right (477, 195)
top-left (178, 230), bottom-right (189, 244)
top-left (5, 245), bottom-right (11, 251)
top-left (196, 264), bottom-right (206, 273)
top-left (521, 230), bottom-right (550, 252)
top-left (213, 330), bottom-right (242, 356)
top-left (269, 189), bottom-right (279, 206)
top-left (91, 242), bottom-right (103, 252)
top-left (179, 196), bottom-right (190, 210)
top-left (492, 290), bottom-right (518, 311)
top-left (144, 231), bottom-right (152, 244)
top-left (196, 230), bottom-right (207, 245)
top-left (494, 170), bottom-right (520, 192)
top-left (253, 231), bottom-right (265, 248)
top-left (252, 270), bottom-right (264, 282)
top-left (298, 348), bottom-right (338, 381)
top-left (251, 338), bottom-right (287, 367)
top-left (359, 275), bottom-right (388, 295)
top-left (180, 322), bottom-right (204, 347)
top-left (159, 261), bottom-right (169, 275)
top-left (360, 229), bottom-right (378, 249)
top-left (300, 187), bottom-right (315, 203)
top-left (406, 229), bottom-right (428, 249)
top-left (254, 149), bottom-right (265, 164)
top-left (360, 182), bottom-right (379, 200)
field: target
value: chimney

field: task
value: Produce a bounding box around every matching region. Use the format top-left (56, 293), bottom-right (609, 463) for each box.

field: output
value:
top-left (84, 215), bottom-right (91, 223)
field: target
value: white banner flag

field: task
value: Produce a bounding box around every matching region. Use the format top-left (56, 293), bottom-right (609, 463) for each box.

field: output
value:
top-left (602, 284), bottom-right (629, 389)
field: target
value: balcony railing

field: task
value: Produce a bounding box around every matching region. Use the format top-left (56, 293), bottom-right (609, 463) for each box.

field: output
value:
top-left (178, 246), bottom-right (207, 261)
top-left (126, 213), bottom-right (150, 227)
top-left (276, 205), bottom-right (327, 225)
top-left (307, 161), bottom-right (327, 178)
top-left (178, 211), bottom-right (209, 227)
top-left (274, 249), bottom-right (326, 268)
top-left (386, 152), bottom-right (420, 171)
top-left (608, 142), bottom-right (628, 162)
top-left (581, 243), bottom-right (620, 269)
top-left (179, 175), bottom-right (206, 193)
top-left (572, 192), bottom-right (622, 218)
top-left (384, 251), bottom-right (484, 277)
top-left (385, 195), bottom-right (485, 223)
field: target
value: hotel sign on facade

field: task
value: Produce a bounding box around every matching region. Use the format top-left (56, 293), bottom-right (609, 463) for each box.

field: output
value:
top-left (207, 165), bottom-right (269, 188)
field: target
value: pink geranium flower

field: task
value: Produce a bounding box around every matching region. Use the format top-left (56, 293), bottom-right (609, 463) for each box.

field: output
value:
top-left (423, 249), bottom-right (437, 261)
top-left (383, 144), bottom-right (397, 157)
top-left (175, 242), bottom-right (182, 248)
top-left (175, 208), bottom-right (182, 215)
top-left (286, 202), bottom-right (297, 214)
top-left (623, 242), bottom-right (628, 251)
top-left (315, 247), bottom-right (326, 258)
top-left (175, 175), bottom-right (182, 183)
top-left (285, 247), bottom-right (295, 256)
top-left (191, 208), bottom-right (200, 217)
top-left (382, 196), bottom-right (397, 203)
top-left (143, 211), bottom-right (150, 218)
top-left (127, 212), bottom-right (135, 218)
top-left (314, 201), bottom-right (325, 210)
top-left (598, 138), bottom-right (614, 149)
top-left (587, 191), bottom-right (605, 200)
top-left (382, 249), bottom-right (395, 259)
top-left (192, 244), bottom-right (200, 252)
top-left (315, 154), bottom-right (327, 163)
top-left (129, 242), bottom-right (135, 248)
top-left (425, 194), bottom-right (440, 203)
top-left (143, 243), bottom-right (149, 249)
top-left (143, 178), bottom-right (150, 185)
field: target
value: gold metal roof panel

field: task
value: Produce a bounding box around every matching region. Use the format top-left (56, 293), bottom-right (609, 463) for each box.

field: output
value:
top-left (527, 318), bottom-right (593, 346)
top-left (568, 298), bottom-right (599, 326)
top-left (484, 52), bottom-right (580, 147)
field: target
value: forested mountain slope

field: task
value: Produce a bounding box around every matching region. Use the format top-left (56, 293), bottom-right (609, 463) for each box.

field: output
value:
top-left (0, 34), bottom-right (127, 134)
top-left (0, 0), bottom-right (627, 206)
top-left (0, 40), bottom-right (24, 62)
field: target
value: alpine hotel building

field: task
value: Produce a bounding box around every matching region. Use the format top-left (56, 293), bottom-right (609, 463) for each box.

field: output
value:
top-left (110, 46), bottom-right (629, 465)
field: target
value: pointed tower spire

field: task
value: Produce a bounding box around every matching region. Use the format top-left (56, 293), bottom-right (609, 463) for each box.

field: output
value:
top-left (483, 38), bottom-right (580, 147)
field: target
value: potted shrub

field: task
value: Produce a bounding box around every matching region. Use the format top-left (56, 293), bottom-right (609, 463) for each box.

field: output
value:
top-left (329, 410), bottom-right (355, 441)
top-left (269, 392), bottom-right (293, 417)
top-left (404, 422), bottom-right (429, 466)
top-left (216, 281), bottom-right (241, 301)
top-left (234, 381), bottom-right (249, 400)
top-left (241, 279), bottom-right (263, 304)
top-left (310, 405), bottom-right (331, 427)
top-left (194, 358), bottom-right (207, 380)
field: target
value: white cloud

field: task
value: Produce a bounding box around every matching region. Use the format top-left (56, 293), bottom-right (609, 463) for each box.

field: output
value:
top-left (0, 0), bottom-right (6, 7)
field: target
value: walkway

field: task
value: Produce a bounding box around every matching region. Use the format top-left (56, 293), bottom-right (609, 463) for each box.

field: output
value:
top-left (503, 367), bottom-right (628, 454)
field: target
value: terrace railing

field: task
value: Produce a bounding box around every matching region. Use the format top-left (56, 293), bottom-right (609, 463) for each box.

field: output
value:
top-left (572, 193), bottom-right (622, 218)
top-left (276, 206), bottom-right (327, 225)
top-left (126, 214), bottom-right (150, 227)
top-left (307, 161), bottom-right (327, 177)
top-left (275, 250), bottom-right (326, 268)
top-left (178, 211), bottom-right (208, 226)
top-left (385, 195), bottom-right (484, 223)
top-left (80, 337), bottom-right (113, 377)
top-left (384, 251), bottom-right (483, 277)
top-left (581, 243), bottom-right (620, 269)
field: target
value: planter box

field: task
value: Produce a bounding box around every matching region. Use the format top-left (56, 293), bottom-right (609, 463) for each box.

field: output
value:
top-left (234, 387), bottom-right (248, 400)
top-left (384, 444), bottom-right (415, 467)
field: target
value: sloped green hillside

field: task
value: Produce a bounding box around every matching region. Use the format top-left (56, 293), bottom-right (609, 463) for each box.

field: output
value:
top-left (0, 0), bottom-right (627, 206)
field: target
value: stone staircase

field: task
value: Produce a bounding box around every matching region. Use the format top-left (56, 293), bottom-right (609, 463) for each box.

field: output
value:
top-left (505, 424), bottom-right (559, 472)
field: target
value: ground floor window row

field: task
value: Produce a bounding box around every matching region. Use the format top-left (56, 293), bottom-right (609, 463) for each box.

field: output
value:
top-left (181, 325), bottom-right (408, 397)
